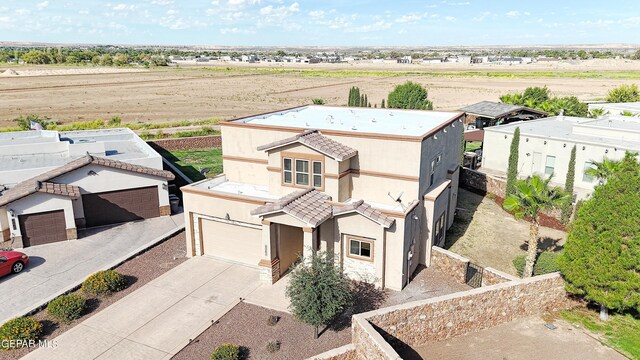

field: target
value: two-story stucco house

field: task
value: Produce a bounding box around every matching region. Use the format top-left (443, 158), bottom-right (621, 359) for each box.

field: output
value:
top-left (182, 106), bottom-right (464, 290)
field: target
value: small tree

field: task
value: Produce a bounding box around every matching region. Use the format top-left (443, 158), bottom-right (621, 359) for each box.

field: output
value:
top-left (387, 81), bottom-right (433, 110)
top-left (503, 175), bottom-right (568, 278)
top-left (505, 127), bottom-right (521, 197)
top-left (286, 252), bottom-right (352, 339)
top-left (381, 99), bottom-right (386, 108)
top-left (559, 152), bottom-right (640, 320)
top-left (605, 84), bottom-right (640, 103)
top-left (560, 145), bottom-right (576, 223)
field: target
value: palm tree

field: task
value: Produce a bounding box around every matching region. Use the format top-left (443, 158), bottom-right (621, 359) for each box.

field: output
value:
top-left (584, 158), bottom-right (621, 184)
top-left (503, 175), bottom-right (569, 278)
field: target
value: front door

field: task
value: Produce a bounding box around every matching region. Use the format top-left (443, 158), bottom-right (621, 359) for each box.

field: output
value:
top-left (531, 152), bottom-right (542, 174)
top-left (278, 224), bottom-right (303, 276)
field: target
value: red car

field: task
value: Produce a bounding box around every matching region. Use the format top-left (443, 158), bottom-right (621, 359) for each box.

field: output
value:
top-left (0, 251), bottom-right (29, 278)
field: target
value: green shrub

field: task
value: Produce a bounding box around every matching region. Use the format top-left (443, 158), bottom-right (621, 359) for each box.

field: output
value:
top-left (311, 98), bottom-right (325, 105)
top-left (0, 317), bottom-right (42, 350)
top-left (47, 294), bottom-right (86, 323)
top-left (81, 270), bottom-right (127, 296)
top-left (210, 343), bottom-right (240, 360)
top-left (513, 251), bottom-right (562, 277)
top-left (266, 340), bottom-right (280, 353)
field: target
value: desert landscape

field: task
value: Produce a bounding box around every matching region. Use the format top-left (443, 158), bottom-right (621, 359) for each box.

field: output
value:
top-left (1, 59), bottom-right (640, 127)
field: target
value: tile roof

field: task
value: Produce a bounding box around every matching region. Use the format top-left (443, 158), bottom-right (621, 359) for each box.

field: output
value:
top-left (0, 154), bottom-right (173, 207)
top-left (251, 188), bottom-right (333, 227)
top-left (459, 101), bottom-right (546, 119)
top-left (256, 130), bottom-right (358, 161)
top-left (251, 190), bottom-right (395, 228)
top-left (332, 200), bottom-right (395, 228)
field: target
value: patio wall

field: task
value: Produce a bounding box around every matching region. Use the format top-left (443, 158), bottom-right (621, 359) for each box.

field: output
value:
top-left (430, 246), bottom-right (515, 286)
top-left (349, 273), bottom-right (578, 359)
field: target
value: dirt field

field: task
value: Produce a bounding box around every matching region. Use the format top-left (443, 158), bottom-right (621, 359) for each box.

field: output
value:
top-left (445, 189), bottom-right (566, 276)
top-left (1, 59), bottom-right (639, 127)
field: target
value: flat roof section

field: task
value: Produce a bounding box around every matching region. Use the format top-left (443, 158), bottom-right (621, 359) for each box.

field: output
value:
top-left (231, 105), bottom-right (461, 137)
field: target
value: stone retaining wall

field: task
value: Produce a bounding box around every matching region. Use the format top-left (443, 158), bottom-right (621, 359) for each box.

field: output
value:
top-left (481, 267), bottom-right (519, 286)
top-left (353, 317), bottom-right (402, 360)
top-left (361, 273), bottom-right (577, 350)
top-left (308, 344), bottom-right (361, 360)
top-left (460, 167), bottom-right (566, 231)
top-left (147, 135), bottom-right (221, 151)
top-left (460, 167), bottom-right (506, 198)
top-left (430, 247), bottom-right (469, 284)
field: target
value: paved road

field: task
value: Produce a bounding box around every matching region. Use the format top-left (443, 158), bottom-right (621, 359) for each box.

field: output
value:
top-left (0, 214), bottom-right (184, 324)
top-left (24, 257), bottom-right (262, 360)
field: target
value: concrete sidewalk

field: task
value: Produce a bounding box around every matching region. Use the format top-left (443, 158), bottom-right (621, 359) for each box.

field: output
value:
top-left (24, 257), bottom-right (262, 360)
top-left (0, 214), bottom-right (184, 325)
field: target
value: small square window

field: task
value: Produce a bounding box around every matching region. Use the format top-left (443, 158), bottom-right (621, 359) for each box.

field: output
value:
top-left (545, 155), bottom-right (556, 176)
top-left (348, 238), bottom-right (373, 260)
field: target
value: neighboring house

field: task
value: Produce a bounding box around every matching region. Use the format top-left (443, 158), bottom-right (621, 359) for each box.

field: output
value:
top-left (0, 129), bottom-right (174, 249)
top-left (482, 115), bottom-right (640, 200)
top-left (588, 101), bottom-right (640, 117)
top-left (182, 105), bottom-right (464, 290)
top-left (459, 101), bottom-right (547, 143)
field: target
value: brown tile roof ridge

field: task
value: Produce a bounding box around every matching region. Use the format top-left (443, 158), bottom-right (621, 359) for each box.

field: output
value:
top-left (251, 188), bottom-right (333, 227)
top-left (256, 129), bottom-right (357, 161)
top-left (332, 200), bottom-right (395, 228)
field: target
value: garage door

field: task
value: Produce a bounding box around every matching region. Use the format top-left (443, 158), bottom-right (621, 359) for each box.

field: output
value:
top-left (200, 219), bottom-right (261, 266)
top-left (83, 186), bottom-right (160, 228)
top-left (19, 210), bottom-right (67, 247)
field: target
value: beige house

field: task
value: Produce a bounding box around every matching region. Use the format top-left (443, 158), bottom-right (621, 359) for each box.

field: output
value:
top-left (182, 106), bottom-right (464, 290)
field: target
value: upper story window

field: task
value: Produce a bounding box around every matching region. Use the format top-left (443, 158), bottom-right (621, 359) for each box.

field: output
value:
top-left (545, 155), bottom-right (556, 176)
top-left (282, 153), bottom-right (324, 189)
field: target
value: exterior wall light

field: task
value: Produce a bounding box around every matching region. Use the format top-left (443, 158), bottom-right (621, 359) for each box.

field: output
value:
top-left (605, 149), bottom-right (609, 154)
top-left (88, 170), bottom-right (98, 176)
top-left (582, 146), bottom-right (586, 150)
top-left (544, 141), bottom-right (547, 145)
top-left (8, 209), bottom-right (15, 217)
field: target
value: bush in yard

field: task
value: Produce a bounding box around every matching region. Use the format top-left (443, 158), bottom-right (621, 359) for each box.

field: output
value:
top-left (266, 340), bottom-right (281, 353)
top-left (286, 251), bottom-right (352, 339)
top-left (387, 81), bottom-right (433, 110)
top-left (81, 270), bottom-right (127, 296)
top-left (47, 294), bottom-right (86, 323)
top-left (210, 343), bottom-right (240, 360)
top-left (513, 251), bottom-right (562, 277)
top-left (0, 317), bottom-right (43, 350)
top-left (266, 315), bottom-right (280, 326)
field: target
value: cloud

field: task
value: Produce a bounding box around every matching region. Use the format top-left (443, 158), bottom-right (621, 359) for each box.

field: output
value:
top-left (345, 20), bottom-right (393, 33)
top-left (309, 10), bottom-right (325, 18)
top-left (472, 11), bottom-right (493, 22)
top-left (220, 26), bottom-right (256, 34)
top-left (445, 16), bottom-right (456, 21)
top-left (150, 0), bottom-right (174, 5)
top-left (506, 10), bottom-right (520, 18)
top-left (36, 1), bottom-right (49, 10)
top-left (395, 13), bottom-right (426, 24)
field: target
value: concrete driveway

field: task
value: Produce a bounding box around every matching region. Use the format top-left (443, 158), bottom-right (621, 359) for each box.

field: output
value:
top-left (0, 214), bottom-right (184, 325)
top-left (24, 256), bottom-right (262, 360)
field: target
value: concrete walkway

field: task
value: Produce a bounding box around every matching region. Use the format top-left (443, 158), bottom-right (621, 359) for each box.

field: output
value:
top-left (24, 256), bottom-right (262, 360)
top-left (0, 214), bottom-right (184, 324)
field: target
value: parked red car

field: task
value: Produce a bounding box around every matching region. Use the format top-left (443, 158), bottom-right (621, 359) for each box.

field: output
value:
top-left (0, 251), bottom-right (29, 278)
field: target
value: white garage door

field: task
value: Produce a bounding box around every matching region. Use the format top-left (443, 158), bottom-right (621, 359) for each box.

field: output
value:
top-left (201, 219), bottom-right (262, 266)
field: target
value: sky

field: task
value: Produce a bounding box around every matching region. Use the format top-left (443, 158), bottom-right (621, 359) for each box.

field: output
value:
top-left (1, 0), bottom-right (639, 46)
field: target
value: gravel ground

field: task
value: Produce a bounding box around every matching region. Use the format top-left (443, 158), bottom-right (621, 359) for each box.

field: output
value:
top-left (1, 231), bottom-right (187, 360)
top-left (173, 268), bottom-right (468, 360)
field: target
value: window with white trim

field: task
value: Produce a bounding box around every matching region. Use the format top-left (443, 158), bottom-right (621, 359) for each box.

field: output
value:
top-left (295, 159), bottom-right (310, 186)
top-left (283, 158), bottom-right (293, 184)
top-left (545, 155), bottom-right (556, 176)
top-left (312, 161), bottom-right (322, 188)
top-left (348, 237), bottom-right (373, 261)
top-left (430, 154), bottom-right (442, 186)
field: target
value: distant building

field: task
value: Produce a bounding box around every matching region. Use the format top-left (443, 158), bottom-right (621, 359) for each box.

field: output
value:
top-left (422, 58), bottom-right (443, 64)
top-left (0, 129), bottom-right (174, 248)
top-left (482, 116), bottom-right (640, 200)
top-left (588, 101), bottom-right (640, 117)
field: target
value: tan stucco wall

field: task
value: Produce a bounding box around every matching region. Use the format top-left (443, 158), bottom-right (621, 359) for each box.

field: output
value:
top-left (200, 218), bottom-right (262, 266)
top-left (278, 224), bottom-right (303, 274)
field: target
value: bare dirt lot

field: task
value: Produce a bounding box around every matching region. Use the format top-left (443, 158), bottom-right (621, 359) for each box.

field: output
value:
top-left (403, 316), bottom-right (626, 360)
top-left (445, 189), bottom-right (566, 276)
top-left (1, 59), bottom-right (639, 127)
